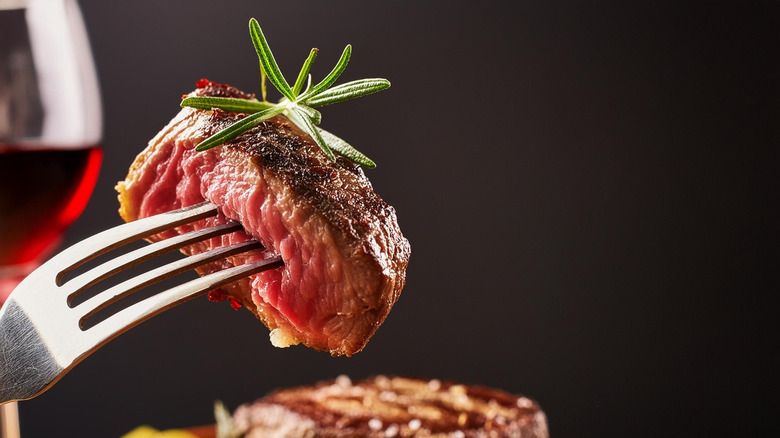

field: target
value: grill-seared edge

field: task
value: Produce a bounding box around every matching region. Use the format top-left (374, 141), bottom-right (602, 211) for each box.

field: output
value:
top-left (117, 81), bottom-right (410, 356)
top-left (232, 375), bottom-right (549, 438)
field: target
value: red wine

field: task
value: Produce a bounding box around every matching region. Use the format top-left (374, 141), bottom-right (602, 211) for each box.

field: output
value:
top-left (0, 145), bottom-right (102, 266)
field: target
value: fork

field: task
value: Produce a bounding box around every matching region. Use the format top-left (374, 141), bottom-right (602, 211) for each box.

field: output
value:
top-left (0, 201), bottom-right (282, 405)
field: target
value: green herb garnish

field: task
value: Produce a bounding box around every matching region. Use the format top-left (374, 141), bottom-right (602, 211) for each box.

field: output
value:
top-left (180, 18), bottom-right (390, 168)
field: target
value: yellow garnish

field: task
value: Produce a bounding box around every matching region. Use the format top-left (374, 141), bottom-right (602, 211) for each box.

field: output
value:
top-left (120, 425), bottom-right (198, 438)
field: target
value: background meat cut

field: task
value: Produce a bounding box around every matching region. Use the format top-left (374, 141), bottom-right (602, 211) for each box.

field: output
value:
top-left (16, 1), bottom-right (777, 437)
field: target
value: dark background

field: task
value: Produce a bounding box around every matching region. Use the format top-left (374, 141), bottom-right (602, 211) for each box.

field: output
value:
top-left (17, 1), bottom-right (778, 436)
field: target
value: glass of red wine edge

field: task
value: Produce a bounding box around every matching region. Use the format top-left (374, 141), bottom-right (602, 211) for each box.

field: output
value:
top-left (0, 0), bottom-right (103, 306)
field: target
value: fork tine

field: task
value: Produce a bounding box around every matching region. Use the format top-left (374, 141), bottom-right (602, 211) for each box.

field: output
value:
top-left (63, 221), bottom-right (244, 303)
top-left (75, 239), bottom-right (265, 327)
top-left (81, 255), bottom-right (283, 354)
top-left (52, 202), bottom-right (219, 283)
top-left (0, 201), bottom-right (288, 404)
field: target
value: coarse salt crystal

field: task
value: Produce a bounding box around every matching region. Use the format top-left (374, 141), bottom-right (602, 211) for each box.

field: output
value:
top-left (408, 419), bottom-right (421, 431)
top-left (385, 424), bottom-right (399, 437)
top-left (379, 391), bottom-right (397, 402)
top-left (336, 374), bottom-right (352, 388)
top-left (449, 385), bottom-right (466, 395)
top-left (368, 418), bottom-right (383, 431)
top-left (375, 376), bottom-right (391, 387)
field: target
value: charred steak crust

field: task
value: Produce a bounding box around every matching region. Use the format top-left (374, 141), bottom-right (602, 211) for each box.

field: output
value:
top-left (231, 375), bottom-right (549, 438)
top-left (117, 81), bottom-right (410, 356)
top-left (193, 82), bottom-right (392, 245)
top-left (208, 89), bottom-right (400, 266)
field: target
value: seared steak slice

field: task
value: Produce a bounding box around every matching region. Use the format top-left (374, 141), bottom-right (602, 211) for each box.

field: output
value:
top-left (116, 80), bottom-right (410, 356)
top-left (231, 375), bottom-right (549, 438)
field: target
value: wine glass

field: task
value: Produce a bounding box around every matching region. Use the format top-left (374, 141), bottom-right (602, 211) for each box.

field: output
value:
top-left (0, 0), bottom-right (102, 302)
top-left (0, 0), bottom-right (101, 435)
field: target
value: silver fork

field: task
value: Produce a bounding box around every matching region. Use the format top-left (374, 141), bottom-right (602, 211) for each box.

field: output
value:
top-left (0, 202), bottom-right (282, 405)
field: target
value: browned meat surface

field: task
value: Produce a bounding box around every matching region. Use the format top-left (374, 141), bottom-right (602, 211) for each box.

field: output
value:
top-left (116, 80), bottom-right (410, 356)
top-left (231, 375), bottom-right (549, 438)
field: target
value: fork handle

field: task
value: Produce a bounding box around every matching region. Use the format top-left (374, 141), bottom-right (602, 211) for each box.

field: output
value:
top-left (0, 401), bottom-right (20, 438)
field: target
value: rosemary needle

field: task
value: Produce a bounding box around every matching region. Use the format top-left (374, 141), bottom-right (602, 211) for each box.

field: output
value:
top-left (180, 17), bottom-right (389, 168)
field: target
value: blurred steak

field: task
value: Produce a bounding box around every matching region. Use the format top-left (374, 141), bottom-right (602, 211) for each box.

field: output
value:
top-left (231, 375), bottom-right (549, 438)
top-left (116, 80), bottom-right (410, 356)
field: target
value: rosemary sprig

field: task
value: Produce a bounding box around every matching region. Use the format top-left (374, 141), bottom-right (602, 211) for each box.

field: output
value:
top-left (180, 18), bottom-right (389, 168)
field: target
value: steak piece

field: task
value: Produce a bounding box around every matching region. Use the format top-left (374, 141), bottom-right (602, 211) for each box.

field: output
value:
top-left (116, 80), bottom-right (410, 356)
top-left (231, 375), bottom-right (549, 438)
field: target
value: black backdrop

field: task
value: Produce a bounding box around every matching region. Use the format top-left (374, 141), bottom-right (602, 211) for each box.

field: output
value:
top-left (17, 1), bottom-right (777, 436)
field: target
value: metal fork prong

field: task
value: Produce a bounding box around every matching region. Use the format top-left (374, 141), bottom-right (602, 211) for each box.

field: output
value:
top-left (81, 255), bottom-right (283, 356)
top-left (64, 221), bottom-right (244, 304)
top-left (53, 202), bottom-right (219, 283)
top-left (75, 239), bottom-right (264, 327)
